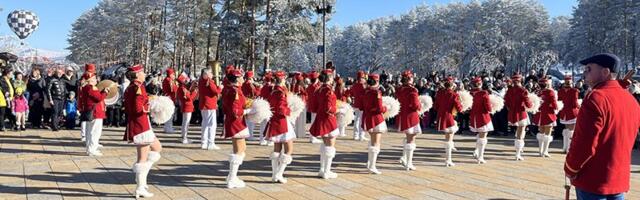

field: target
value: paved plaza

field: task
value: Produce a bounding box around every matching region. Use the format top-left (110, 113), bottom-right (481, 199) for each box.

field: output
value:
top-left (1, 126), bottom-right (638, 200)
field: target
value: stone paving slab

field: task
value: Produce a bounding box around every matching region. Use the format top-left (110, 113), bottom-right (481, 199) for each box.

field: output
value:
top-left (1, 125), bottom-right (638, 200)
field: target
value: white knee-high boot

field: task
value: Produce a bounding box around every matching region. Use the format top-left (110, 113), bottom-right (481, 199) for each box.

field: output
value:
top-left (542, 135), bottom-right (553, 157)
top-left (399, 139), bottom-right (407, 166)
top-left (404, 143), bottom-right (417, 170)
top-left (148, 151), bottom-right (161, 165)
top-left (367, 146), bottom-right (381, 174)
top-left (322, 146), bottom-right (338, 179)
top-left (515, 139), bottom-right (525, 161)
top-left (476, 138), bottom-right (488, 164)
top-left (133, 162), bottom-right (154, 198)
top-left (270, 152), bottom-right (280, 182)
top-left (318, 144), bottom-right (326, 177)
top-left (274, 154), bottom-right (292, 183)
top-left (536, 133), bottom-right (545, 156)
top-left (226, 154), bottom-right (246, 188)
top-left (444, 141), bottom-right (455, 167)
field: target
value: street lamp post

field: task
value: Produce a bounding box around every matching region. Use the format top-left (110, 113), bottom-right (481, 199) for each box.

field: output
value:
top-left (316, 0), bottom-right (331, 70)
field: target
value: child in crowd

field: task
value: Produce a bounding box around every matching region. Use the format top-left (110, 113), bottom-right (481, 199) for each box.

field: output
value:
top-left (12, 88), bottom-right (28, 131)
top-left (64, 92), bottom-right (78, 130)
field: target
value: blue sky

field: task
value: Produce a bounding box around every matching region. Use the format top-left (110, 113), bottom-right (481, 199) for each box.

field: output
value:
top-left (0, 0), bottom-right (577, 52)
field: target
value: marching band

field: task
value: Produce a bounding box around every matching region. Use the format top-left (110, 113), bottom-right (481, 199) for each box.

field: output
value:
top-left (68, 61), bottom-right (637, 198)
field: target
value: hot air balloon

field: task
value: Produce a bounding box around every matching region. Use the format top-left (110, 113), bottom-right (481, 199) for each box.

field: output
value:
top-left (6, 10), bottom-right (39, 45)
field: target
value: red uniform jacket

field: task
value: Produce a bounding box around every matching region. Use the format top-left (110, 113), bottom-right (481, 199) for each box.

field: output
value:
top-left (222, 84), bottom-right (248, 138)
top-left (177, 85), bottom-right (198, 113)
top-left (291, 83), bottom-right (307, 103)
top-left (241, 81), bottom-right (259, 99)
top-left (198, 78), bottom-right (221, 110)
top-left (265, 86), bottom-right (291, 137)
top-left (533, 89), bottom-right (558, 126)
top-left (395, 85), bottom-right (421, 131)
top-left (558, 87), bottom-right (580, 121)
top-left (350, 82), bottom-right (366, 110)
top-left (564, 80), bottom-right (640, 195)
top-left (306, 82), bottom-right (320, 113)
top-left (505, 86), bottom-right (532, 124)
top-left (469, 89), bottom-right (492, 129)
top-left (335, 83), bottom-right (348, 102)
top-left (310, 84), bottom-right (338, 137)
top-left (361, 87), bottom-right (386, 130)
top-left (434, 89), bottom-right (462, 131)
top-left (162, 77), bottom-right (178, 102)
top-left (80, 84), bottom-right (107, 119)
top-left (123, 81), bottom-right (152, 142)
top-left (259, 83), bottom-right (273, 99)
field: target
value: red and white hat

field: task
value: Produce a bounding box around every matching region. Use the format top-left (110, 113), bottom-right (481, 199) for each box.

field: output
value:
top-left (166, 68), bottom-right (175, 75)
top-left (129, 64), bottom-right (144, 73)
top-left (245, 71), bottom-right (254, 78)
top-left (401, 70), bottom-right (413, 78)
top-left (472, 77), bottom-right (482, 84)
top-left (177, 73), bottom-right (189, 84)
top-left (84, 64), bottom-right (96, 73)
top-left (275, 71), bottom-right (286, 79)
top-left (368, 73), bottom-right (380, 81)
top-left (307, 71), bottom-right (319, 79)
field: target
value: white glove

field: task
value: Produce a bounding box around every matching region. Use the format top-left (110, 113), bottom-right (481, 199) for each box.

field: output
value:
top-left (243, 109), bottom-right (251, 115)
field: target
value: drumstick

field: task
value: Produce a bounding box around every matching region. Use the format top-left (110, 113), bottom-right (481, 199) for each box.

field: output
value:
top-left (623, 68), bottom-right (636, 80)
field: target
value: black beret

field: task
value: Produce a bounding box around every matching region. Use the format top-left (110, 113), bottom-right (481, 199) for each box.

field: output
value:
top-left (579, 53), bottom-right (620, 73)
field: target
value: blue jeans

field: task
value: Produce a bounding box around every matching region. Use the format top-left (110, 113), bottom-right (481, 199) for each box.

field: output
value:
top-left (576, 188), bottom-right (624, 200)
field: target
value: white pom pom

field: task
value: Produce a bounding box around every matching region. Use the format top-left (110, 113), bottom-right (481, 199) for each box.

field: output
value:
top-left (418, 95), bottom-right (433, 115)
top-left (458, 90), bottom-right (473, 112)
top-left (488, 94), bottom-right (504, 114)
top-left (382, 96), bottom-right (400, 119)
top-left (578, 99), bottom-right (583, 107)
top-left (246, 98), bottom-right (272, 123)
top-left (287, 94), bottom-right (306, 121)
top-left (149, 96), bottom-right (176, 124)
top-left (556, 101), bottom-right (564, 114)
top-left (526, 93), bottom-right (542, 113)
top-left (337, 101), bottom-right (355, 126)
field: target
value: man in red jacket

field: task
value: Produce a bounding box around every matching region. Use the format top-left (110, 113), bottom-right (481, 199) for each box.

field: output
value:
top-left (198, 68), bottom-right (222, 150)
top-left (351, 70), bottom-right (368, 141)
top-left (565, 53), bottom-right (640, 199)
top-left (162, 68), bottom-right (178, 133)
